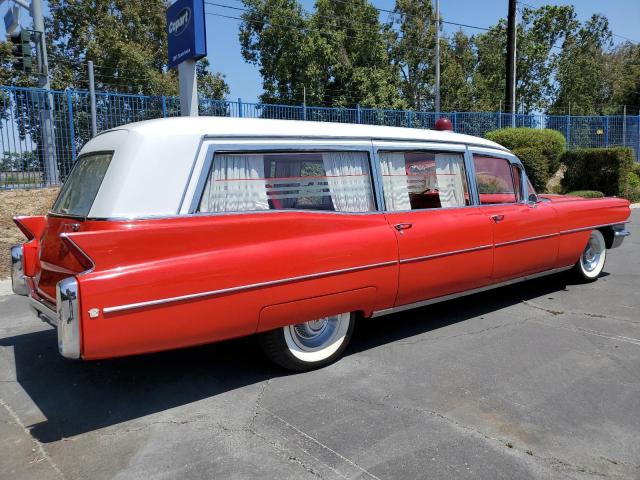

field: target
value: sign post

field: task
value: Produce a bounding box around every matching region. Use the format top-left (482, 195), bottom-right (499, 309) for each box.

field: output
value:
top-left (167, 0), bottom-right (207, 117)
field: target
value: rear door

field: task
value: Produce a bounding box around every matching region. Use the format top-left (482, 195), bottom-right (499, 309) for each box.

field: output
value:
top-left (470, 149), bottom-right (559, 281)
top-left (374, 141), bottom-right (494, 307)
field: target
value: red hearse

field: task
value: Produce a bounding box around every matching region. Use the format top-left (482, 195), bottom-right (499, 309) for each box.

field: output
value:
top-left (10, 118), bottom-right (631, 370)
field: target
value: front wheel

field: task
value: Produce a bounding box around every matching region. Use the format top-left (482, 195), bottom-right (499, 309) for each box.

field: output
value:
top-left (573, 229), bottom-right (607, 282)
top-left (259, 312), bottom-right (355, 371)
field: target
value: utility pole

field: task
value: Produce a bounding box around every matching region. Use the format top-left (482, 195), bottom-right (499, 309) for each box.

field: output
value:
top-left (32, 0), bottom-right (59, 184)
top-left (303, 85), bottom-right (307, 121)
top-left (434, 0), bottom-right (441, 115)
top-left (505, 0), bottom-right (517, 127)
top-left (88, 61), bottom-right (98, 137)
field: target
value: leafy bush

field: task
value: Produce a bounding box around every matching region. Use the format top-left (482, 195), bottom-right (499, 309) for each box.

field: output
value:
top-left (625, 169), bottom-right (640, 203)
top-left (561, 147), bottom-right (638, 201)
top-left (566, 190), bottom-right (604, 198)
top-left (485, 128), bottom-right (566, 192)
top-left (510, 147), bottom-right (548, 192)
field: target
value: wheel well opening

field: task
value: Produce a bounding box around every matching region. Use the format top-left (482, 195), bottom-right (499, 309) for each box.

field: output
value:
top-left (598, 227), bottom-right (614, 249)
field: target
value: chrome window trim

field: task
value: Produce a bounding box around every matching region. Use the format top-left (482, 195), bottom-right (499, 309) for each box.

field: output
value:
top-left (102, 260), bottom-right (398, 315)
top-left (178, 134), bottom-right (207, 214)
top-left (400, 244), bottom-right (493, 264)
top-left (188, 142), bottom-right (381, 215)
top-left (200, 134), bottom-right (511, 153)
top-left (372, 265), bottom-right (575, 317)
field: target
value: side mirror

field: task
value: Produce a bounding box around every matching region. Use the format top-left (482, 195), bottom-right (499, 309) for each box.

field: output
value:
top-left (527, 193), bottom-right (539, 208)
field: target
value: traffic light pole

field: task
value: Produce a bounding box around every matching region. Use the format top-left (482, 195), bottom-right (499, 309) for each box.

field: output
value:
top-left (31, 0), bottom-right (59, 184)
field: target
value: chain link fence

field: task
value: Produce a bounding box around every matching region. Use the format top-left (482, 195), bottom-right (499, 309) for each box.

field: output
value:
top-left (1, 85), bottom-right (638, 189)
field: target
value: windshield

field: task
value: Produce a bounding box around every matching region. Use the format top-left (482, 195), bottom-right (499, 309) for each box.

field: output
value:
top-left (52, 152), bottom-right (113, 217)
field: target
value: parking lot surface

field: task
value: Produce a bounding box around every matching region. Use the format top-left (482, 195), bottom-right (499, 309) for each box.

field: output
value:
top-left (1, 210), bottom-right (638, 479)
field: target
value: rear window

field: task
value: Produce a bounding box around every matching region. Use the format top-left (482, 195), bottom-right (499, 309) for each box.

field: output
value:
top-left (52, 152), bottom-right (112, 217)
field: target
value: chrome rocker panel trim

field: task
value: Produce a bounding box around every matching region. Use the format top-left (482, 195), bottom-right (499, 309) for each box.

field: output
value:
top-left (371, 265), bottom-right (574, 318)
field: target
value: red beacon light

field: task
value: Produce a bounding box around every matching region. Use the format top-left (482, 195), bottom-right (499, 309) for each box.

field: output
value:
top-left (434, 117), bottom-right (453, 132)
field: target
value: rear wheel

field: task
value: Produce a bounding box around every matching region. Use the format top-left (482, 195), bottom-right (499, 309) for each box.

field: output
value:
top-left (259, 312), bottom-right (355, 371)
top-left (573, 229), bottom-right (606, 282)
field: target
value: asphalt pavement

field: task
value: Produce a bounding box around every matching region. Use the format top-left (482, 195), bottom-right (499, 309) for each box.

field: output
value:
top-left (1, 209), bottom-right (638, 479)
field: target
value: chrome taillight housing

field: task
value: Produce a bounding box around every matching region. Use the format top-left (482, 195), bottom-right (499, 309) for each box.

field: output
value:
top-left (56, 277), bottom-right (81, 359)
top-left (10, 245), bottom-right (28, 296)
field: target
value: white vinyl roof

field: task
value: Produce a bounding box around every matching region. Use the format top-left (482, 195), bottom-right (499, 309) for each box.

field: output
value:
top-left (82, 116), bottom-right (510, 218)
top-left (100, 116), bottom-right (507, 151)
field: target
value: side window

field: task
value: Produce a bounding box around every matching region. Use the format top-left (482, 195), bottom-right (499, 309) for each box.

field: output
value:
top-left (473, 155), bottom-right (517, 204)
top-left (198, 151), bottom-right (375, 213)
top-left (379, 151), bottom-right (470, 211)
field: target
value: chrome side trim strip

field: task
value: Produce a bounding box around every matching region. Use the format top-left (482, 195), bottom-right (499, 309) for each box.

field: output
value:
top-left (371, 265), bottom-right (574, 318)
top-left (495, 233), bottom-right (559, 248)
top-left (560, 222), bottom-right (628, 235)
top-left (399, 244), bottom-right (492, 264)
top-left (102, 260), bottom-right (398, 315)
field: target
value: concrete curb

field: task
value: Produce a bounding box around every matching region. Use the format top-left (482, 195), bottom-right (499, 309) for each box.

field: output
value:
top-left (631, 203), bottom-right (640, 209)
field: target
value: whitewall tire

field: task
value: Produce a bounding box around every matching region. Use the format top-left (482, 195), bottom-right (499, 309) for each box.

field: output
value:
top-left (259, 313), bottom-right (355, 371)
top-left (573, 229), bottom-right (607, 282)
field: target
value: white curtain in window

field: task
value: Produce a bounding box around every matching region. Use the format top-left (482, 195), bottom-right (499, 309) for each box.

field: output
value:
top-left (321, 152), bottom-right (374, 212)
top-left (200, 154), bottom-right (269, 212)
top-left (379, 152), bottom-right (411, 211)
top-left (435, 153), bottom-right (465, 208)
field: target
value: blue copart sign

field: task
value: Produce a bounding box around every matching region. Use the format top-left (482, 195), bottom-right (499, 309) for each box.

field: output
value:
top-left (167, 0), bottom-right (207, 69)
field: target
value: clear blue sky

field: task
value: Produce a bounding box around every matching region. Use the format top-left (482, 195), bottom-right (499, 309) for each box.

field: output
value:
top-left (204, 0), bottom-right (640, 103)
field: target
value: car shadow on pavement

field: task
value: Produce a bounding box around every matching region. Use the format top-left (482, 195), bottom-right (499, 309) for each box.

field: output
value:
top-left (1, 271), bottom-right (576, 443)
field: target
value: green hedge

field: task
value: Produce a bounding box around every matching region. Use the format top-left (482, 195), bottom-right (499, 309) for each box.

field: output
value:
top-left (561, 147), bottom-right (639, 202)
top-left (566, 190), bottom-right (604, 198)
top-left (485, 128), bottom-right (566, 192)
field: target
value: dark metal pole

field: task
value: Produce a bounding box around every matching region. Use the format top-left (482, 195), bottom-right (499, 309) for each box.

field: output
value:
top-left (506, 0), bottom-right (517, 127)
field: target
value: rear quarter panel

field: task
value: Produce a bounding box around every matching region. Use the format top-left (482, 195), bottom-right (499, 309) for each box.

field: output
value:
top-left (69, 212), bottom-right (398, 359)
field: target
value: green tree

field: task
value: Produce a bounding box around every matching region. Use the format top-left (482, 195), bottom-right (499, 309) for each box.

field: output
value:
top-left (607, 42), bottom-right (640, 114)
top-left (440, 30), bottom-right (477, 112)
top-left (473, 5), bottom-right (577, 113)
top-left (240, 0), bottom-right (405, 108)
top-left (386, 0), bottom-right (435, 111)
top-left (239, 0), bottom-right (313, 104)
top-left (551, 14), bottom-right (613, 115)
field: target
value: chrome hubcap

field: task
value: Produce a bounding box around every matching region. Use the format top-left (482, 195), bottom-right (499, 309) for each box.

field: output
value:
top-left (289, 315), bottom-right (342, 351)
top-left (582, 234), bottom-right (604, 272)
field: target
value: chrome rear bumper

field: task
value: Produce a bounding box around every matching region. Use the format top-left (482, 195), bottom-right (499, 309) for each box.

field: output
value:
top-left (28, 280), bottom-right (81, 359)
top-left (10, 245), bottom-right (28, 296)
top-left (29, 294), bottom-right (58, 326)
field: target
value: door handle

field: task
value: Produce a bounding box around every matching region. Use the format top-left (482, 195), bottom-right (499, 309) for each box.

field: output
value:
top-left (394, 223), bottom-right (413, 232)
top-left (491, 215), bottom-right (505, 223)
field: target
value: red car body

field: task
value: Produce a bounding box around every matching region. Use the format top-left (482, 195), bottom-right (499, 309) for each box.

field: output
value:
top-left (9, 118), bottom-right (632, 364)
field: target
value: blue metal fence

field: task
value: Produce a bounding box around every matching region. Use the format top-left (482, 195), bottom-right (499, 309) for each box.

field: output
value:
top-left (1, 85), bottom-right (639, 189)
